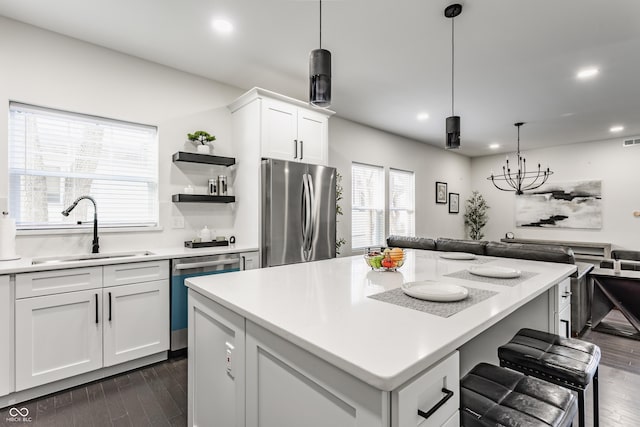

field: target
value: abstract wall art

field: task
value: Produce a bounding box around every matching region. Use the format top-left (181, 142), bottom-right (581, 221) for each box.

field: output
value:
top-left (515, 180), bottom-right (602, 229)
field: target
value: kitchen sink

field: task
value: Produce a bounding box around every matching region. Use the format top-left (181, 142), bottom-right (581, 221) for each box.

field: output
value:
top-left (31, 251), bottom-right (155, 265)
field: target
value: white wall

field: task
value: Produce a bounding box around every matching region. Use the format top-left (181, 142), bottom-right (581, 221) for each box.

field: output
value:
top-left (0, 17), bottom-right (244, 257)
top-left (470, 137), bottom-right (640, 251)
top-left (2, 17), bottom-right (471, 259)
top-left (329, 118), bottom-right (471, 256)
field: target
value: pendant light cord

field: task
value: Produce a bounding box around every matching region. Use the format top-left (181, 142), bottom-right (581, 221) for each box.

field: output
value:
top-left (319, 0), bottom-right (322, 49)
top-left (451, 17), bottom-right (455, 116)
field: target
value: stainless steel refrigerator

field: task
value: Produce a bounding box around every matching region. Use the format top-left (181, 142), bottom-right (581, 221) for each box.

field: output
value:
top-left (262, 158), bottom-right (336, 267)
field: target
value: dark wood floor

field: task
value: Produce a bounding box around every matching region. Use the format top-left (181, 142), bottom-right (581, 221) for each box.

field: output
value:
top-left (0, 357), bottom-right (187, 427)
top-left (2, 321), bottom-right (640, 427)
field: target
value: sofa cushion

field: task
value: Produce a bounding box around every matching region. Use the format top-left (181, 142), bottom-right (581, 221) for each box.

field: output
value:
top-left (386, 235), bottom-right (436, 250)
top-left (486, 242), bottom-right (575, 264)
top-left (611, 250), bottom-right (640, 262)
top-left (435, 238), bottom-right (488, 255)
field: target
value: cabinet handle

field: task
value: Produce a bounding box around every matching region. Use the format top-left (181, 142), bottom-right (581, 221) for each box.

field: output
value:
top-left (294, 139), bottom-right (298, 159)
top-left (299, 140), bottom-right (303, 160)
top-left (241, 255), bottom-right (246, 271)
top-left (562, 290), bottom-right (572, 299)
top-left (417, 388), bottom-right (454, 420)
top-left (95, 293), bottom-right (99, 324)
top-left (108, 292), bottom-right (112, 321)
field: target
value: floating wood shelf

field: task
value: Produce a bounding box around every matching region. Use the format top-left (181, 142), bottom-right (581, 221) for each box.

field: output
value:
top-left (172, 194), bottom-right (235, 203)
top-left (172, 151), bottom-right (236, 167)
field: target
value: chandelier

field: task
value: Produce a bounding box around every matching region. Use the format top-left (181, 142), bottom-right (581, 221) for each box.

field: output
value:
top-left (487, 122), bottom-right (553, 195)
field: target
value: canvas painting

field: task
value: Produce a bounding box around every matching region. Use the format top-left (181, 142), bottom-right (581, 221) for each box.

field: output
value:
top-left (515, 180), bottom-right (602, 229)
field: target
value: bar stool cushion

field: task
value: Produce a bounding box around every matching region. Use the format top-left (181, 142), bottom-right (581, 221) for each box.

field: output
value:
top-left (498, 328), bottom-right (600, 387)
top-left (461, 363), bottom-right (577, 427)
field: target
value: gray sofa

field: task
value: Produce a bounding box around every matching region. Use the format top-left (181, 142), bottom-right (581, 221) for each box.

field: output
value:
top-left (386, 235), bottom-right (594, 336)
top-left (599, 250), bottom-right (640, 271)
top-left (387, 235), bottom-right (576, 264)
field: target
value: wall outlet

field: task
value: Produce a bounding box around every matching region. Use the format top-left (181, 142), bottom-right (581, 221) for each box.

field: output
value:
top-left (172, 216), bottom-right (185, 229)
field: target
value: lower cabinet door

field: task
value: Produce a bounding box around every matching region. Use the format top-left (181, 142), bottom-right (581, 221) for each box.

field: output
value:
top-left (392, 351), bottom-right (460, 427)
top-left (103, 280), bottom-right (169, 367)
top-left (245, 321), bottom-right (387, 427)
top-left (0, 276), bottom-right (12, 397)
top-left (15, 289), bottom-right (103, 391)
top-left (188, 289), bottom-right (245, 427)
top-left (559, 303), bottom-right (571, 339)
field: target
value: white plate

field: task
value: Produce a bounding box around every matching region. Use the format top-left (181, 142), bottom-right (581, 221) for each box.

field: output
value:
top-left (439, 252), bottom-right (476, 260)
top-left (401, 280), bottom-right (469, 302)
top-left (469, 266), bottom-right (521, 279)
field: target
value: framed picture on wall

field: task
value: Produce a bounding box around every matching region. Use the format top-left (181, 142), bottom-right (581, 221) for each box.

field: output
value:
top-left (448, 193), bottom-right (459, 213)
top-left (436, 181), bottom-right (447, 204)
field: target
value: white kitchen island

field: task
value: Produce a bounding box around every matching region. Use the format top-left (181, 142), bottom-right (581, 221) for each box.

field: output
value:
top-left (186, 249), bottom-right (576, 427)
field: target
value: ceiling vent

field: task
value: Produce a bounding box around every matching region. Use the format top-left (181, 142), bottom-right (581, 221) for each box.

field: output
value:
top-left (623, 137), bottom-right (640, 147)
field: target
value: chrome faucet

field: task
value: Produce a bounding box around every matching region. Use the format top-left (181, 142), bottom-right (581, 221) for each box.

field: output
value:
top-left (62, 196), bottom-right (99, 254)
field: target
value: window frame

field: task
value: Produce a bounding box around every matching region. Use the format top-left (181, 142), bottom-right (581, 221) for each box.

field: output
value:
top-left (388, 167), bottom-right (416, 237)
top-left (351, 161), bottom-right (385, 250)
top-left (8, 102), bottom-right (160, 232)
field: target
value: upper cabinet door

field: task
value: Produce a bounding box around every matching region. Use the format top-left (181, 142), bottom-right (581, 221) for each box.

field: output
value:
top-left (262, 99), bottom-right (298, 161)
top-left (297, 108), bottom-right (328, 166)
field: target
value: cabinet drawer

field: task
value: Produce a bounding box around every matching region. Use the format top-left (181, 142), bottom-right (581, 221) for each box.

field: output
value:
top-left (16, 267), bottom-right (102, 299)
top-left (557, 277), bottom-right (571, 310)
top-left (392, 351), bottom-right (459, 427)
top-left (104, 260), bottom-right (169, 287)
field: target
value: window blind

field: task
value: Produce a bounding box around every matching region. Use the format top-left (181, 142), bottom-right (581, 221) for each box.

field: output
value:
top-left (389, 168), bottom-right (415, 237)
top-left (351, 162), bottom-right (384, 249)
top-left (8, 102), bottom-right (159, 229)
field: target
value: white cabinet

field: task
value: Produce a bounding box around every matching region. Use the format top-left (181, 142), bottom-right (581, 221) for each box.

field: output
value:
top-left (0, 275), bottom-right (12, 397)
top-left (229, 87), bottom-right (333, 166)
top-left (550, 277), bottom-right (572, 337)
top-left (15, 260), bottom-right (170, 390)
top-left (261, 97), bottom-right (328, 165)
top-left (188, 289), bottom-right (245, 427)
top-left (103, 280), bottom-right (169, 367)
top-left (245, 321), bottom-right (386, 427)
top-left (240, 251), bottom-right (260, 270)
top-left (392, 352), bottom-right (460, 427)
top-left (15, 289), bottom-right (102, 391)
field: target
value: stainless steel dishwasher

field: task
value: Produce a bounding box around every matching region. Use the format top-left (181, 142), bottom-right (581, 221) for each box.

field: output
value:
top-left (170, 252), bottom-right (258, 353)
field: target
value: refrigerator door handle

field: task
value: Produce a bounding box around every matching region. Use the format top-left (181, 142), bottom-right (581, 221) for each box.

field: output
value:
top-left (302, 174), bottom-right (313, 260)
top-left (306, 173), bottom-right (315, 255)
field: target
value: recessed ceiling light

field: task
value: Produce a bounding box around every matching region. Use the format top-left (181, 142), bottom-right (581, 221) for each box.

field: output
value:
top-left (576, 67), bottom-right (599, 79)
top-left (212, 19), bottom-right (233, 34)
top-left (489, 143), bottom-right (500, 149)
top-left (610, 125), bottom-right (624, 133)
top-left (416, 113), bottom-right (429, 121)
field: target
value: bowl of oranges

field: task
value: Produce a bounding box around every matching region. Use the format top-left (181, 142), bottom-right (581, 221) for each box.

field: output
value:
top-left (364, 247), bottom-right (406, 271)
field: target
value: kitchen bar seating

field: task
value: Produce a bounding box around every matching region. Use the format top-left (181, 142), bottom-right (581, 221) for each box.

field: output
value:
top-left (498, 328), bottom-right (600, 427)
top-left (460, 363), bottom-right (577, 427)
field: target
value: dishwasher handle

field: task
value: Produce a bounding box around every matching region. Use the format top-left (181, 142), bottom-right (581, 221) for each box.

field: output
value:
top-left (174, 258), bottom-right (241, 271)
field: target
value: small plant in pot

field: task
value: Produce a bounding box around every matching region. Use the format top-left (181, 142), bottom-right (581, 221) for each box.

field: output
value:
top-left (188, 131), bottom-right (216, 154)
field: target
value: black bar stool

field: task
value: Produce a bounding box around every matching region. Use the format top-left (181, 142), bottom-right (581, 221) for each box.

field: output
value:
top-left (461, 363), bottom-right (577, 427)
top-left (498, 328), bottom-right (600, 427)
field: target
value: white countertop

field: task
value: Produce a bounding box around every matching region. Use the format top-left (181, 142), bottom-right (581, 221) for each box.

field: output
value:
top-left (0, 243), bottom-right (259, 274)
top-left (186, 250), bottom-right (576, 391)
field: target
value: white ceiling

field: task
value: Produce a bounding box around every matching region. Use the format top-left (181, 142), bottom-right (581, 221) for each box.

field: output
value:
top-left (2, 0), bottom-right (640, 157)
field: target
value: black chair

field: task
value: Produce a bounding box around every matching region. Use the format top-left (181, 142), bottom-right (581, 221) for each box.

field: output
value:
top-left (498, 328), bottom-right (600, 427)
top-left (461, 363), bottom-right (577, 427)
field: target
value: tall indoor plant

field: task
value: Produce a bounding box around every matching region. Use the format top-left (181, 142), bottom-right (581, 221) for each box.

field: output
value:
top-left (464, 191), bottom-right (489, 240)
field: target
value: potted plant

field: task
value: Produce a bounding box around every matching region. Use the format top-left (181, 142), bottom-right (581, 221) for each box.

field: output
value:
top-left (464, 191), bottom-right (489, 240)
top-left (188, 131), bottom-right (216, 154)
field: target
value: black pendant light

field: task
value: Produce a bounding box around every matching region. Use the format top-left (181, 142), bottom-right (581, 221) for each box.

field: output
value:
top-left (309, 0), bottom-right (331, 108)
top-left (444, 4), bottom-right (462, 149)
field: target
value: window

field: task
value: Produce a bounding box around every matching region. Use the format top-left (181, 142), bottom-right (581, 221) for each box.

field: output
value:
top-left (8, 102), bottom-right (159, 230)
top-left (389, 168), bottom-right (415, 236)
top-left (351, 162), bottom-right (384, 249)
